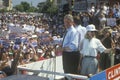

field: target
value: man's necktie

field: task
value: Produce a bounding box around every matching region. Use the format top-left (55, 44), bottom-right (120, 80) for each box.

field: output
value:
top-left (62, 30), bottom-right (67, 47)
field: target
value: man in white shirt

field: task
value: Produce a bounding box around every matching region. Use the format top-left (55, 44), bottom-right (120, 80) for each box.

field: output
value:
top-left (73, 15), bottom-right (87, 50)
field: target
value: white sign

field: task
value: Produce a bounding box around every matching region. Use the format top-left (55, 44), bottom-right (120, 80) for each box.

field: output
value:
top-left (107, 18), bottom-right (116, 27)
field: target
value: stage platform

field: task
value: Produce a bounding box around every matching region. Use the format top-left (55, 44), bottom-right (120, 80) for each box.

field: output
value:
top-left (17, 56), bottom-right (64, 79)
top-left (1, 75), bottom-right (49, 80)
top-left (17, 56), bottom-right (88, 80)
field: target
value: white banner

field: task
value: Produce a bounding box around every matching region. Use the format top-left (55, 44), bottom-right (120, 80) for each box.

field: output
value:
top-left (107, 18), bottom-right (116, 27)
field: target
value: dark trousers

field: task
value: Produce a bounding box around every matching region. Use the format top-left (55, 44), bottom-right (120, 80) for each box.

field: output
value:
top-left (62, 51), bottom-right (80, 75)
top-left (114, 48), bottom-right (120, 65)
top-left (99, 53), bottom-right (111, 70)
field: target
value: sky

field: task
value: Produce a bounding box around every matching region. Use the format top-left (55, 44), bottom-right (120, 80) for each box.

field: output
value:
top-left (12, 0), bottom-right (46, 7)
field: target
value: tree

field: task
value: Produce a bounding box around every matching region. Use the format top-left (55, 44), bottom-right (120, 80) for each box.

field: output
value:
top-left (3, 0), bottom-right (9, 7)
top-left (14, 5), bottom-right (24, 12)
top-left (14, 1), bottom-right (37, 12)
top-left (20, 2), bottom-right (30, 12)
top-left (37, 2), bottom-right (46, 13)
top-left (37, 0), bottom-right (58, 16)
top-left (47, 4), bottom-right (58, 16)
top-left (27, 6), bottom-right (37, 12)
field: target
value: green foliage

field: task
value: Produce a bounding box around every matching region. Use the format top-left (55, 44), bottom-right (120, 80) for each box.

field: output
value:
top-left (0, 8), bottom-right (8, 12)
top-left (21, 2), bottom-right (30, 11)
top-left (47, 4), bottom-right (58, 15)
top-left (37, 2), bottom-right (45, 12)
top-left (13, 0), bottom-right (58, 13)
top-left (37, 0), bottom-right (58, 15)
top-left (14, 1), bottom-right (37, 12)
top-left (27, 6), bottom-right (37, 12)
top-left (14, 5), bottom-right (24, 12)
top-left (37, 2), bottom-right (48, 13)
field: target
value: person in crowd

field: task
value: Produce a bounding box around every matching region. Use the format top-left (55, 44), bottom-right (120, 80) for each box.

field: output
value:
top-left (111, 28), bottom-right (120, 65)
top-left (74, 15), bottom-right (87, 44)
top-left (107, 8), bottom-right (114, 18)
top-left (73, 15), bottom-right (87, 72)
top-left (88, 3), bottom-right (96, 15)
top-left (113, 9), bottom-right (120, 25)
top-left (62, 14), bottom-right (79, 80)
top-left (37, 49), bottom-right (45, 61)
top-left (98, 27), bottom-right (114, 71)
top-left (100, 2), bottom-right (108, 15)
top-left (82, 12), bottom-right (90, 27)
top-left (114, 37), bottom-right (120, 65)
top-left (99, 13), bottom-right (107, 29)
top-left (80, 24), bottom-right (113, 77)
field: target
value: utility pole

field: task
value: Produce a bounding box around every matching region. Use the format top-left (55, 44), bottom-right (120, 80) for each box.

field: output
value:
top-left (8, 0), bottom-right (12, 10)
top-left (66, 0), bottom-right (74, 14)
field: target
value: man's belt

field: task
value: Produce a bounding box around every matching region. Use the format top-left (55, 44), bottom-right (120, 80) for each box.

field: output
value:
top-left (84, 56), bottom-right (96, 58)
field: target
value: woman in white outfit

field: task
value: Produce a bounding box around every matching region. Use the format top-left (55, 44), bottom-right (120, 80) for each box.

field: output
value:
top-left (80, 24), bottom-right (112, 76)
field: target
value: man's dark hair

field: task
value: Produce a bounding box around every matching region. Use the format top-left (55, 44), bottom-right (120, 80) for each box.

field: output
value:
top-left (73, 15), bottom-right (82, 25)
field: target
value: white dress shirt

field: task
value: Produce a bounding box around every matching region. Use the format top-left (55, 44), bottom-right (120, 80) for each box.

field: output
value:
top-left (80, 38), bottom-right (106, 57)
top-left (75, 25), bottom-right (87, 42)
top-left (75, 25), bottom-right (87, 50)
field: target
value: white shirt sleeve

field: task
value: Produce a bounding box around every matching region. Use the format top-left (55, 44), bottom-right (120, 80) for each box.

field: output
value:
top-left (96, 39), bottom-right (106, 53)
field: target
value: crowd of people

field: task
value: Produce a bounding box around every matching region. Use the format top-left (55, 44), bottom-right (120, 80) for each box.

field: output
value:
top-left (0, 1), bottom-right (120, 80)
top-left (0, 12), bottom-right (65, 79)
